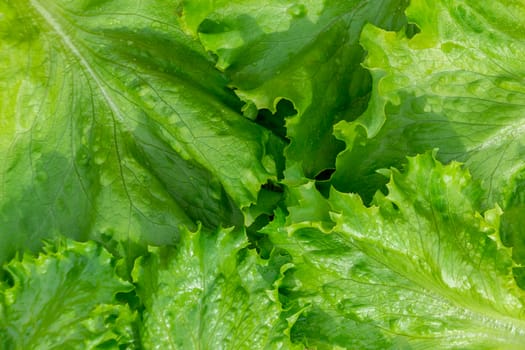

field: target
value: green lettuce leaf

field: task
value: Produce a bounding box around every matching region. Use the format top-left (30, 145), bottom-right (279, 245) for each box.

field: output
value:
top-left (333, 0), bottom-right (525, 207)
top-left (0, 0), bottom-right (283, 264)
top-left (180, 0), bottom-right (409, 177)
top-left (0, 239), bottom-right (136, 349)
top-left (132, 226), bottom-right (298, 349)
top-left (3, 1), bottom-right (525, 348)
top-left (267, 152), bottom-right (525, 349)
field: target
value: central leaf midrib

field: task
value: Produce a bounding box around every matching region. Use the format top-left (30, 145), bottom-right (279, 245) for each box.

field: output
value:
top-left (30, 0), bottom-right (124, 123)
top-left (353, 236), bottom-right (525, 341)
top-left (29, 0), bottom-right (143, 227)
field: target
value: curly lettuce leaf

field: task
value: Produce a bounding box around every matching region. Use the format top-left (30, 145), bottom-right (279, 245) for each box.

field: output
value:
top-left (0, 239), bottom-right (136, 349)
top-left (0, 0), bottom-right (284, 264)
top-left (132, 226), bottom-right (297, 349)
top-left (333, 0), bottom-right (525, 207)
top-left (180, 0), bottom-right (409, 177)
top-left (267, 152), bottom-right (525, 349)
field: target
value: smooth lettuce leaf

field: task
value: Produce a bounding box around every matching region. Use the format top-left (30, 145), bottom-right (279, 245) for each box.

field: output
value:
top-left (333, 0), bottom-right (525, 207)
top-left (180, 0), bottom-right (409, 177)
top-left (0, 239), bottom-right (136, 349)
top-left (0, 0), bottom-right (283, 264)
top-left (267, 152), bottom-right (525, 349)
top-left (132, 226), bottom-right (298, 350)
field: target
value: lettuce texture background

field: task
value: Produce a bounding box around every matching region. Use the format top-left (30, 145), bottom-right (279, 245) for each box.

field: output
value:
top-left (2, 0), bottom-right (525, 348)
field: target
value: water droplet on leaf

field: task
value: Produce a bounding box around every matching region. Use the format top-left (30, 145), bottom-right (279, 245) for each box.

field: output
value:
top-left (288, 4), bottom-right (306, 18)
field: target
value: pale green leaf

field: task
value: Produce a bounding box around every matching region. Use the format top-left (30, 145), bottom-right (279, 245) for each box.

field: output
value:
top-left (0, 239), bottom-right (136, 349)
top-left (268, 152), bottom-right (525, 349)
top-left (132, 226), bottom-right (298, 350)
top-left (0, 0), bottom-right (283, 263)
top-left (333, 0), bottom-right (525, 207)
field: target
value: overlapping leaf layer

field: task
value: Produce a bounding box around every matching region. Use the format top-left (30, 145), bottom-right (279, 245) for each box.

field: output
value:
top-left (1, 0), bottom-right (525, 348)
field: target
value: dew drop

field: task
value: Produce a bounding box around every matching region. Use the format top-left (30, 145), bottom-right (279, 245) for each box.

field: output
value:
top-left (287, 4), bottom-right (306, 18)
top-left (99, 170), bottom-right (114, 186)
top-left (93, 153), bottom-right (106, 165)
